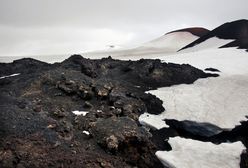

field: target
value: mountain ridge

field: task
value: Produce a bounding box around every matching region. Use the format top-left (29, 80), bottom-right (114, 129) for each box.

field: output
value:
top-left (179, 19), bottom-right (248, 51)
top-left (167, 27), bottom-right (210, 37)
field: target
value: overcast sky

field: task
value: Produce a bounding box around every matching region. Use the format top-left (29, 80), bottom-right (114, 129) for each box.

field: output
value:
top-left (0, 0), bottom-right (247, 56)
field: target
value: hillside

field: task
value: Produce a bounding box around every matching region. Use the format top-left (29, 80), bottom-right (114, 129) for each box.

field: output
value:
top-left (179, 19), bottom-right (248, 51)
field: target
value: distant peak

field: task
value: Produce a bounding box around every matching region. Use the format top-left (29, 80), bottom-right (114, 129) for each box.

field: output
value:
top-left (212, 19), bottom-right (248, 39)
top-left (166, 27), bottom-right (210, 37)
top-left (178, 19), bottom-right (248, 51)
top-left (224, 19), bottom-right (248, 24)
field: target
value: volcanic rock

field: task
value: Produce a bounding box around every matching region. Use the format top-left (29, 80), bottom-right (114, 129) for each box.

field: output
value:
top-left (0, 55), bottom-right (218, 167)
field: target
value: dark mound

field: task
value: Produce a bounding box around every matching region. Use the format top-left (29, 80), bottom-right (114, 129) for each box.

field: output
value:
top-left (0, 58), bottom-right (51, 76)
top-left (179, 19), bottom-right (248, 51)
top-left (167, 27), bottom-right (210, 37)
top-left (0, 55), bottom-right (218, 168)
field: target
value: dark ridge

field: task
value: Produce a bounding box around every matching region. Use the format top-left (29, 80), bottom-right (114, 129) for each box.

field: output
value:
top-left (204, 68), bottom-right (221, 72)
top-left (167, 27), bottom-right (210, 37)
top-left (220, 38), bottom-right (248, 51)
top-left (158, 118), bottom-right (248, 147)
top-left (0, 58), bottom-right (51, 76)
top-left (179, 19), bottom-right (248, 51)
top-left (213, 120), bottom-right (248, 147)
top-left (165, 119), bottom-right (223, 138)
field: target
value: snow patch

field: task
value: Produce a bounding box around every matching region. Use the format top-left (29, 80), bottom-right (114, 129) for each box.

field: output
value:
top-left (140, 48), bottom-right (248, 129)
top-left (148, 76), bottom-right (248, 129)
top-left (83, 131), bottom-right (90, 135)
top-left (163, 48), bottom-right (248, 75)
top-left (0, 73), bottom-right (20, 79)
top-left (139, 112), bottom-right (168, 129)
top-left (97, 110), bottom-right (103, 113)
top-left (72, 110), bottom-right (88, 116)
top-left (156, 137), bottom-right (245, 168)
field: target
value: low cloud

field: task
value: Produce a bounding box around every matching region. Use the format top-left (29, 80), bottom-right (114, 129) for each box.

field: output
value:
top-left (0, 26), bottom-right (136, 56)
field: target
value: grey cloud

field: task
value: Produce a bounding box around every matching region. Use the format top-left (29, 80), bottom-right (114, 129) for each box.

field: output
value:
top-left (0, 0), bottom-right (247, 56)
top-left (1, 0), bottom-right (247, 28)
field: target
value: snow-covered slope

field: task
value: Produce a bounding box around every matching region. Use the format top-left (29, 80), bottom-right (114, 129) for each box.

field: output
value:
top-left (83, 31), bottom-right (200, 60)
top-left (0, 30), bottom-right (199, 63)
top-left (0, 27), bottom-right (208, 63)
top-left (180, 37), bottom-right (234, 52)
top-left (139, 31), bottom-right (199, 51)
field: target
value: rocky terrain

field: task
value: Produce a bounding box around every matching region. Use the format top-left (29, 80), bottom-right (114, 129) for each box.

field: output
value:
top-left (0, 55), bottom-right (219, 168)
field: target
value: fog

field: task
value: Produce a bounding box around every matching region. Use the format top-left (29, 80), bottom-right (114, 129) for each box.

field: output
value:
top-left (0, 0), bottom-right (247, 56)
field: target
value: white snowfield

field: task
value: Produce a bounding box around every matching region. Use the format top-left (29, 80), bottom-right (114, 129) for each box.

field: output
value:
top-left (156, 137), bottom-right (245, 168)
top-left (140, 48), bottom-right (248, 129)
